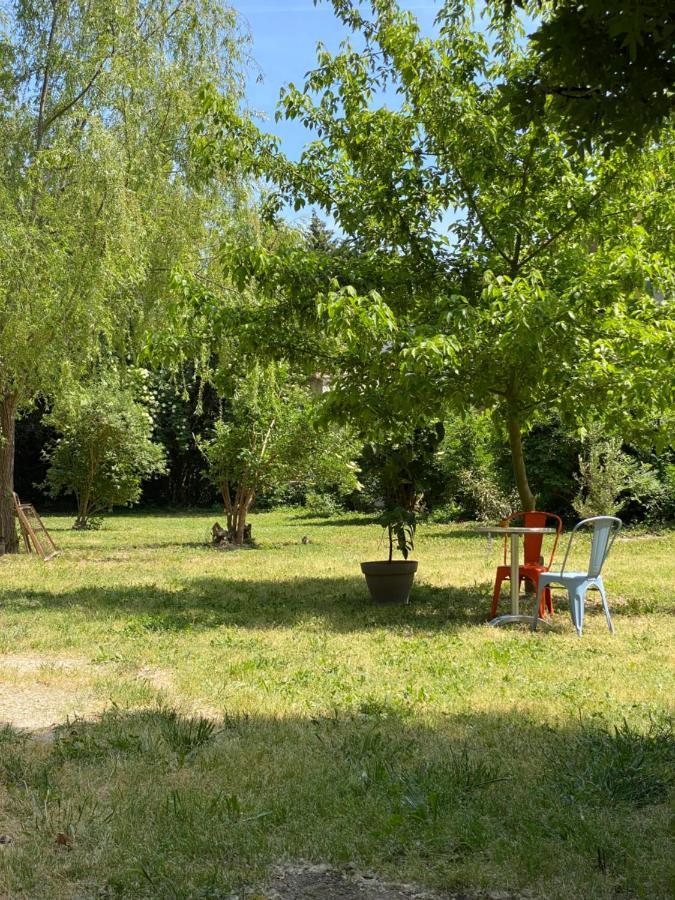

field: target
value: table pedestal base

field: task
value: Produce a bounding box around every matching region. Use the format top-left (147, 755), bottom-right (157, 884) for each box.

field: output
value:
top-left (489, 614), bottom-right (552, 628)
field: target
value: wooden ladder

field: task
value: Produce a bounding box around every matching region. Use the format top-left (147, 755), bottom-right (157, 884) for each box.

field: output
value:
top-left (13, 493), bottom-right (59, 561)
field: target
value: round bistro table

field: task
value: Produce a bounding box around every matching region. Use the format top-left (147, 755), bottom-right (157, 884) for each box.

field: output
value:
top-left (476, 526), bottom-right (558, 627)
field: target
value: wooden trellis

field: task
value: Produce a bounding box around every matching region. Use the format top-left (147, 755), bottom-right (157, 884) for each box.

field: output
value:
top-left (13, 493), bottom-right (58, 561)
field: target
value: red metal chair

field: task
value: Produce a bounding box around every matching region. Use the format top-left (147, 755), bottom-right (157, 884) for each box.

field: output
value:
top-left (490, 511), bottom-right (563, 619)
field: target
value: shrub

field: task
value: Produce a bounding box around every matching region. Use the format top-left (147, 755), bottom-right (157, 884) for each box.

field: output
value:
top-left (304, 490), bottom-right (345, 518)
top-left (44, 376), bottom-right (166, 528)
top-left (439, 413), bottom-right (517, 520)
top-left (573, 424), bottom-right (665, 520)
top-left (200, 364), bottom-right (358, 544)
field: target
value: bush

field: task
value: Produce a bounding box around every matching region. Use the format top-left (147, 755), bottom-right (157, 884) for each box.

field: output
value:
top-left (303, 490), bottom-right (345, 518)
top-left (573, 424), bottom-right (669, 522)
top-left (200, 364), bottom-right (359, 544)
top-left (438, 413), bottom-right (516, 520)
top-left (44, 376), bottom-right (166, 528)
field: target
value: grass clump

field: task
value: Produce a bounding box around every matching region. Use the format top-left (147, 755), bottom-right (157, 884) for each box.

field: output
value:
top-left (559, 717), bottom-right (674, 808)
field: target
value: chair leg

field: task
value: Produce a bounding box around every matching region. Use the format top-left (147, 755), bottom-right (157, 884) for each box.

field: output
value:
top-left (597, 580), bottom-right (615, 634)
top-left (569, 587), bottom-right (585, 636)
top-left (545, 587), bottom-right (554, 615)
top-left (531, 582), bottom-right (546, 631)
top-left (529, 578), bottom-right (550, 618)
top-left (491, 572), bottom-right (507, 618)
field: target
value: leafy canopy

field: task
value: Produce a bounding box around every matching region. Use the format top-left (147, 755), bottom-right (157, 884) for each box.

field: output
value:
top-left (0, 0), bottom-right (245, 407)
top-left (197, 0), bottom-right (674, 509)
top-left (492, 0), bottom-right (675, 151)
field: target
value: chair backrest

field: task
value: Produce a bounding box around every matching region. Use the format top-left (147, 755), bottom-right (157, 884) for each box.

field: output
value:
top-left (502, 510), bottom-right (563, 568)
top-left (559, 516), bottom-right (622, 578)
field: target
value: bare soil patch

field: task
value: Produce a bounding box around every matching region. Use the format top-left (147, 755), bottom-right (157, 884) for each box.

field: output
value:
top-left (0, 683), bottom-right (96, 731)
top-left (0, 653), bottom-right (84, 673)
top-left (0, 653), bottom-right (99, 731)
top-left (257, 864), bottom-right (516, 900)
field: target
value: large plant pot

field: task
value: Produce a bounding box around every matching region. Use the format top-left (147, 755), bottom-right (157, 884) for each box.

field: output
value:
top-left (360, 560), bottom-right (418, 605)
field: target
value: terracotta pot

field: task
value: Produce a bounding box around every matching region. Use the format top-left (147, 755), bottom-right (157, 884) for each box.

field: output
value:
top-left (360, 560), bottom-right (418, 604)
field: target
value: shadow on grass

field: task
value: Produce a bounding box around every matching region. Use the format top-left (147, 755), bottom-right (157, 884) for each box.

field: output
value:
top-left (0, 706), bottom-right (671, 898)
top-left (422, 528), bottom-right (484, 540)
top-left (1, 576), bottom-right (492, 633)
top-left (289, 514), bottom-right (382, 527)
top-left (2, 572), bottom-right (638, 635)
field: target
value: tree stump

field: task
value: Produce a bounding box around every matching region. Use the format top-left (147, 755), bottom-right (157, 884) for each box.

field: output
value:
top-left (211, 522), bottom-right (252, 549)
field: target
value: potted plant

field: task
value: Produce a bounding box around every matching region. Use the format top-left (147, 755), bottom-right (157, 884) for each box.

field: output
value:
top-left (361, 506), bottom-right (418, 604)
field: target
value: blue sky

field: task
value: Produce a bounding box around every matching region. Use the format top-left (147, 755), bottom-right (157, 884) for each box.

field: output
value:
top-left (234, 2), bottom-right (536, 230)
top-left (238, 1), bottom-right (441, 160)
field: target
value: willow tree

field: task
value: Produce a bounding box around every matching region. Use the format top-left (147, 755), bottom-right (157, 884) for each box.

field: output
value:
top-left (0, 0), bottom-right (244, 550)
top-left (199, 0), bottom-right (674, 511)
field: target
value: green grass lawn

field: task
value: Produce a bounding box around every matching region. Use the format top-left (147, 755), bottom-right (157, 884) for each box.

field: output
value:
top-left (0, 510), bottom-right (673, 899)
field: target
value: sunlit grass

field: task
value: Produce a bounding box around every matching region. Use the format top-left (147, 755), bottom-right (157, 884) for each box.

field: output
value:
top-left (0, 510), bottom-right (673, 898)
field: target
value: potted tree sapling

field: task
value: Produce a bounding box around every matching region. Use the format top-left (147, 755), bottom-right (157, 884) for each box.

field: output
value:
top-left (358, 424), bottom-right (444, 603)
top-left (361, 506), bottom-right (418, 604)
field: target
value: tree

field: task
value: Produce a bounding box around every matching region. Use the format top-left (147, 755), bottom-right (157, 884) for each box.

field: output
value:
top-left (492, 0), bottom-right (675, 151)
top-left (0, 0), bottom-right (244, 550)
top-left (44, 375), bottom-right (166, 528)
top-left (199, 0), bottom-right (675, 512)
top-left (200, 362), bottom-right (358, 545)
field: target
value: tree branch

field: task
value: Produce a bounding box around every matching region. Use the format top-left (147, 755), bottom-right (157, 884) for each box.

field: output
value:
top-left (41, 59), bottom-right (107, 135)
top-left (455, 172), bottom-right (512, 266)
top-left (35, 1), bottom-right (60, 152)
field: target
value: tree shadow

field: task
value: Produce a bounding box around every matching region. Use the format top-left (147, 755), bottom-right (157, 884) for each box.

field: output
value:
top-left (0, 706), bottom-right (670, 898)
top-left (288, 514), bottom-right (382, 527)
top-left (2, 569), bottom-right (639, 634)
top-left (1, 575), bottom-right (493, 634)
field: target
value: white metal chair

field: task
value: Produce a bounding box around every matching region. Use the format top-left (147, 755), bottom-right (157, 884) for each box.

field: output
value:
top-left (532, 516), bottom-right (622, 636)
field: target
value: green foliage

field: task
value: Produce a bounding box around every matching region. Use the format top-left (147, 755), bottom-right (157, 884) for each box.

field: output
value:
top-left (146, 369), bottom-right (222, 506)
top-left (44, 376), bottom-right (166, 528)
top-left (573, 424), bottom-right (664, 519)
top-left (304, 490), bottom-right (346, 518)
top-left (360, 424), bottom-right (446, 514)
top-left (203, 365), bottom-right (356, 499)
top-left (0, 0), bottom-right (246, 549)
top-left (199, 0), bottom-right (675, 512)
top-left (494, 0), bottom-right (675, 151)
top-left (379, 506), bottom-right (416, 562)
top-left (521, 419), bottom-right (581, 518)
top-left (437, 413), bottom-right (516, 521)
top-left (200, 363), bottom-right (358, 542)
top-left (0, 0), bottom-right (244, 404)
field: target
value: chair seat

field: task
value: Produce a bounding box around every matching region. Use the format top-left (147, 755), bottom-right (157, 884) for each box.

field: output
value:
top-left (495, 563), bottom-right (547, 575)
top-left (539, 572), bottom-right (600, 583)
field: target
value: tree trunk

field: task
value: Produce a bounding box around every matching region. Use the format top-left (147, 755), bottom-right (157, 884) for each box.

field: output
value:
top-left (0, 393), bottom-right (19, 553)
top-left (221, 480), bottom-right (254, 546)
top-left (75, 480), bottom-right (93, 529)
top-left (233, 488), bottom-right (253, 546)
top-left (507, 411), bottom-right (535, 512)
top-left (222, 482), bottom-right (235, 535)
